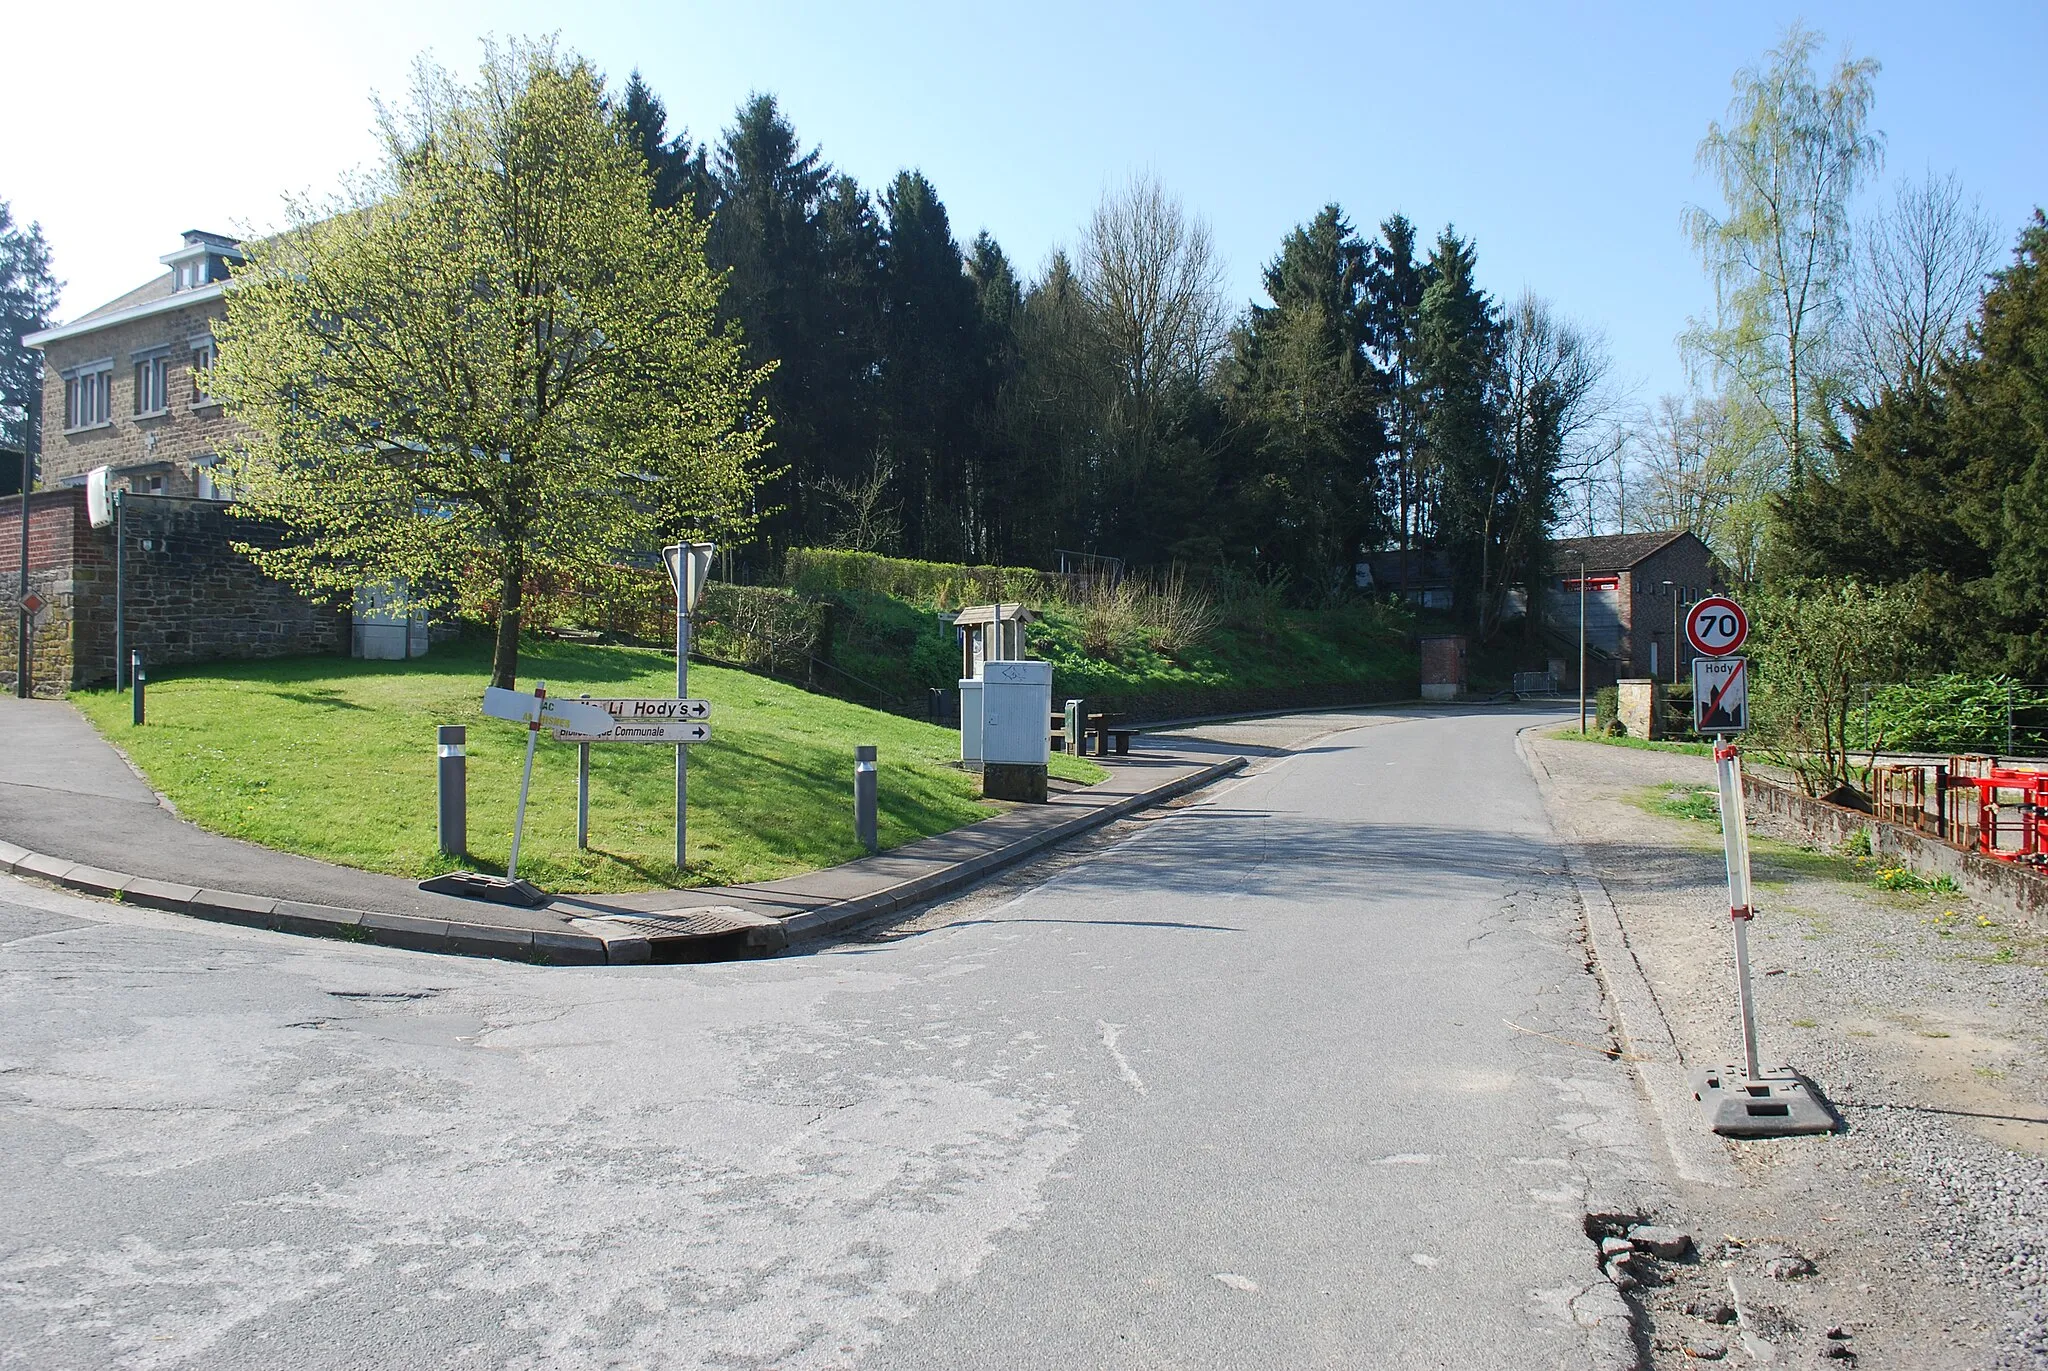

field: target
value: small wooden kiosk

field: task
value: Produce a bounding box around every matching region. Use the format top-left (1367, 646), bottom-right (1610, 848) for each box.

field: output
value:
top-left (954, 603), bottom-right (1036, 680)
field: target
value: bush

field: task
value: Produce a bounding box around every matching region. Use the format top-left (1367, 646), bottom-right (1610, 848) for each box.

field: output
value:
top-left (694, 584), bottom-right (828, 676)
top-left (1595, 685), bottom-right (1621, 735)
top-left (1853, 674), bottom-right (2048, 754)
top-left (785, 547), bottom-right (1065, 609)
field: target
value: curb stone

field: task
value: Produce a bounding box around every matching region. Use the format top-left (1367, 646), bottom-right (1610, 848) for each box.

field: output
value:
top-left (1516, 726), bottom-right (1736, 1191)
top-left (1, 755), bottom-right (1248, 968)
top-left (781, 756), bottom-right (1246, 944)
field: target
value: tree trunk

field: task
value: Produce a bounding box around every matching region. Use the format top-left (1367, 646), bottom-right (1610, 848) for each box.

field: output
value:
top-left (490, 555), bottom-right (524, 690)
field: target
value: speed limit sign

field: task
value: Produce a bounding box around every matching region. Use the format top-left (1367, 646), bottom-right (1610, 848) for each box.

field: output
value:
top-left (1686, 596), bottom-right (1749, 657)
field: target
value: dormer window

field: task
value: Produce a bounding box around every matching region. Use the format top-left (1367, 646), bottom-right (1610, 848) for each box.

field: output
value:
top-left (177, 259), bottom-right (208, 289)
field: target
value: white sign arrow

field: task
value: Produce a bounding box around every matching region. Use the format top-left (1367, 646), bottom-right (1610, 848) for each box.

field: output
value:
top-left (574, 697), bottom-right (712, 721)
top-left (480, 686), bottom-right (620, 736)
top-left (553, 719), bottom-right (712, 744)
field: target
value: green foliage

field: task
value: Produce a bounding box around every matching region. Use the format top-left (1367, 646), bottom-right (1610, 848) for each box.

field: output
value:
top-left (694, 584), bottom-right (828, 676)
top-left (1682, 23), bottom-right (1882, 483)
top-left (209, 41), bottom-right (771, 689)
top-left (1851, 674), bottom-right (2048, 754)
top-left (1872, 865), bottom-right (1959, 894)
top-left (785, 547), bottom-right (1066, 608)
top-left (1222, 205), bottom-right (1385, 590)
top-left (1594, 685), bottom-right (1621, 735)
top-left (0, 198), bottom-right (59, 454)
top-left (1645, 783), bottom-right (1724, 825)
top-left (1750, 579), bottom-right (1929, 792)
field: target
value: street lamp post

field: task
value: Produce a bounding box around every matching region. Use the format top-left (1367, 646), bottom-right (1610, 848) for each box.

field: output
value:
top-left (1663, 579), bottom-right (1681, 687)
top-left (1561, 548), bottom-right (1587, 735)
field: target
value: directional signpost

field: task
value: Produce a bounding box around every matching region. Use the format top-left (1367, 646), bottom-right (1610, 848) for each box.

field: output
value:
top-left (664, 542), bottom-right (716, 869)
top-left (1682, 595), bottom-right (1833, 1136)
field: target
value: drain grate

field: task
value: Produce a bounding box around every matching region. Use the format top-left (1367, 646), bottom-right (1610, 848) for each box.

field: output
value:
top-left (568, 905), bottom-right (788, 955)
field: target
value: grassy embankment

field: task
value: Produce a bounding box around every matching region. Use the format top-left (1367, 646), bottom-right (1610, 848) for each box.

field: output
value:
top-left (72, 638), bottom-right (1104, 894)
top-left (785, 550), bottom-right (1420, 712)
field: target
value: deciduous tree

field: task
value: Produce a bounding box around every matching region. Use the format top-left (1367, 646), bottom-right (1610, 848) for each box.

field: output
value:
top-left (211, 41), bottom-right (772, 689)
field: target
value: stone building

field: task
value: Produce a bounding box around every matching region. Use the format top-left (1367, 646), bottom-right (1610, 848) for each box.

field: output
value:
top-left (1544, 531), bottom-right (1728, 684)
top-left (1, 231), bottom-right (352, 696)
top-left (26, 230), bottom-right (243, 499)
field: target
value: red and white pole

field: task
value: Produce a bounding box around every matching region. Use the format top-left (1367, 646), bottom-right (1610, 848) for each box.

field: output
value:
top-left (1714, 738), bottom-right (1763, 1080)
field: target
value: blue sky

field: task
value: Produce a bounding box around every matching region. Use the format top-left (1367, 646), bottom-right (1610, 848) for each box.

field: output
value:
top-left (11, 1), bottom-right (2042, 405)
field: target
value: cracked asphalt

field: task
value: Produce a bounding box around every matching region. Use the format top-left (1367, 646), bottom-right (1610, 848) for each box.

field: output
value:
top-left (0, 707), bottom-right (1659, 1368)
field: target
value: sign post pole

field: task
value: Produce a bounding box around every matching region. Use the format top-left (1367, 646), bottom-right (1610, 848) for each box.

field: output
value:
top-left (663, 543), bottom-right (714, 875)
top-left (1715, 738), bottom-right (1763, 1081)
top-left (577, 741), bottom-right (591, 850)
top-left (1683, 597), bottom-right (1836, 1136)
top-left (506, 682), bottom-right (544, 880)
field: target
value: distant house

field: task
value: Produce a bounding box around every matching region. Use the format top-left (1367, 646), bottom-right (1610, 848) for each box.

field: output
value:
top-left (24, 230), bottom-right (244, 501)
top-left (1357, 549), bottom-right (1458, 610)
top-left (1545, 530), bottom-right (1728, 682)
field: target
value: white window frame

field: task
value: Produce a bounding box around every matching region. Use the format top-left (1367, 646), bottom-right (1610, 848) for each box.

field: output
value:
top-left (133, 347), bottom-right (172, 417)
top-left (189, 335), bottom-right (218, 407)
top-left (62, 360), bottom-right (115, 431)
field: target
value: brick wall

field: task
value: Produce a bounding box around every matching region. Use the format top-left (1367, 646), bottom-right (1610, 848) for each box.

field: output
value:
top-left (0, 488), bottom-right (344, 694)
top-left (39, 290), bottom-right (238, 495)
top-left (0, 490), bottom-right (112, 696)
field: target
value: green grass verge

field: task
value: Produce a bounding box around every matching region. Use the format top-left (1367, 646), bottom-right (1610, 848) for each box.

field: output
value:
top-left (1548, 725), bottom-right (1714, 756)
top-left (1627, 781), bottom-right (1965, 894)
top-left (72, 639), bottom-right (1105, 894)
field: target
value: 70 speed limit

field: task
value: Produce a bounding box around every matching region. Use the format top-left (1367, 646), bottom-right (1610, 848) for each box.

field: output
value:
top-left (1686, 596), bottom-right (1749, 658)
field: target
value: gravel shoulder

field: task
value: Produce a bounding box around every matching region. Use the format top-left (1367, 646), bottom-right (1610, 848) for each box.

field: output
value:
top-left (1528, 729), bottom-right (2048, 1369)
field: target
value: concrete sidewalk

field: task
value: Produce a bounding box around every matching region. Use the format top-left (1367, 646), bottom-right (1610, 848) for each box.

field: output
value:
top-left (0, 697), bottom-right (1243, 965)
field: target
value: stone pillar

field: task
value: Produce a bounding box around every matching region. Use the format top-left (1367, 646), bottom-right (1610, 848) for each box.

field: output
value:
top-left (1617, 678), bottom-right (1664, 739)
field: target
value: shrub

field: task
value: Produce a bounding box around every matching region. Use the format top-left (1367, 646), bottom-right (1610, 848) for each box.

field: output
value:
top-left (1854, 674), bottom-right (2048, 755)
top-left (694, 585), bottom-right (828, 676)
top-left (784, 547), bottom-right (1065, 609)
top-left (1133, 566), bottom-right (1217, 657)
top-left (1596, 686), bottom-right (1621, 735)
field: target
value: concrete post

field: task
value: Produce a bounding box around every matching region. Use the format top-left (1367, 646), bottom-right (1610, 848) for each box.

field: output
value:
top-left (437, 724), bottom-right (467, 857)
top-left (1064, 698), bottom-right (1085, 756)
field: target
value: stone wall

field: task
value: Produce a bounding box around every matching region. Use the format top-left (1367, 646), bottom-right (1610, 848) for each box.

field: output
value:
top-left (1742, 770), bottom-right (2048, 930)
top-left (0, 488), bottom-right (344, 693)
top-left (39, 290), bottom-right (237, 495)
top-left (1617, 678), bottom-right (1663, 739)
top-left (115, 495), bottom-right (347, 675)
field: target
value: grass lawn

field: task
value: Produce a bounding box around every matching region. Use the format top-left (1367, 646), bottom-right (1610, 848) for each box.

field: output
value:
top-left (71, 639), bottom-right (1105, 893)
top-left (1548, 725), bottom-right (1715, 756)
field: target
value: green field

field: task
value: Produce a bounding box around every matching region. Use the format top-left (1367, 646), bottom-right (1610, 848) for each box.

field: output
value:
top-left (72, 640), bottom-right (1104, 893)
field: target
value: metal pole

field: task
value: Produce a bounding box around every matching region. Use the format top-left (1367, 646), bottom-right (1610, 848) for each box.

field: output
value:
top-left (2007, 680), bottom-right (2016, 759)
top-left (437, 724), bottom-right (467, 856)
top-left (675, 600), bottom-right (689, 871)
top-left (114, 491), bottom-right (126, 689)
top-left (1667, 582), bottom-right (1681, 687)
top-left (14, 387), bottom-right (30, 699)
top-left (855, 744), bottom-right (878, 854)
top-left (577, 741), bottom-right (590, 850)
top-left (130, 653), bottom-right (145, 726)
top-left (1715, 739), bottom-right (1763, 1080)
top-left (508, 682), bottom-right (544, 880)
top-left (1577, 556), bottom-right (1588, 735)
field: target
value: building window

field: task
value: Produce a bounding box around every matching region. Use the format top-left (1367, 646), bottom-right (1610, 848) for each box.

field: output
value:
top-left (63, 365), bottom-right (113, 430)
top-left (175, 258), bottom-right (212, 290)
top-left (191, 338), bottom-right (217, 406)
top-left (134, 353), bottom-right (171, 415)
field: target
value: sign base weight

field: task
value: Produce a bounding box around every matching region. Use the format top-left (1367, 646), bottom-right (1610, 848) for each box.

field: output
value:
top-left (1691, 1065), bottom-right (1837, 1137)
top-left (419, 870), bottom-right (551, 908)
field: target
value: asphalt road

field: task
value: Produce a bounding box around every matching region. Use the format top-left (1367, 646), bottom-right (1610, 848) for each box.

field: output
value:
top-left (0, 707), bottom-right (1655, 1369)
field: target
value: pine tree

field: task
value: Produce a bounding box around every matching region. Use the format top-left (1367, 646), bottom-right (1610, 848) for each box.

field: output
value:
top-left (1223, 205), bottom-right (1386, 589)
top-left (1415, 229), bottom-right (1505, 625)
top-left (611, 72), bottom-right (715, 218)
top-left (1364, 214), bottom-right (1436, 593)
top-left (0, 200), bottom-right (60, 459)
